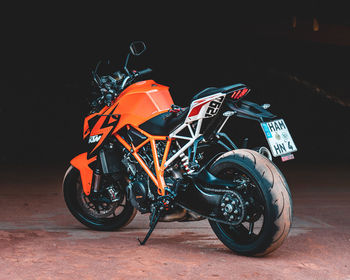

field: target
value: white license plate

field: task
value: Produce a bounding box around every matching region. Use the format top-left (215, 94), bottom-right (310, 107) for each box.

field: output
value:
top-left (261, 119), bottom-right (297, 157)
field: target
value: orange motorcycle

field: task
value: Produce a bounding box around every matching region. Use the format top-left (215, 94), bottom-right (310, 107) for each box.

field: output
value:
top-left (63, 41), bottom-right (296, 256)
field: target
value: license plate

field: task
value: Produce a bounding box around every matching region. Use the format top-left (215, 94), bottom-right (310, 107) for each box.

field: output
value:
top-left (261, 119), bottom-right (297, 157)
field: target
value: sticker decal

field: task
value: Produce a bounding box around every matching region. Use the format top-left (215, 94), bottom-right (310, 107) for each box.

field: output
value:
top-left (88, 135), bottom-right (102, 143)
top-left (261, 123), bottom-right (272, 139)
top-left (85, 105), bottom-right (120, 159)
top-left (186, 93), bottom-right (226, 122)
top-left (205, 96), bottom-right (225, 117)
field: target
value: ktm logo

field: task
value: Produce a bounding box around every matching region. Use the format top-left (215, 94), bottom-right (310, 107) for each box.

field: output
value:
top-left (88, 135), bottom-right (102, 143)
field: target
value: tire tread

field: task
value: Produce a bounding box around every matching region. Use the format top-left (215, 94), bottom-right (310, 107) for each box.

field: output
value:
top-left (209, 149), bottom-right (292, 256)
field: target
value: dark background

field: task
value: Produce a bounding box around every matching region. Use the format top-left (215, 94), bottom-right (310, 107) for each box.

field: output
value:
top-left (1, 2), bottom-right (349, 166)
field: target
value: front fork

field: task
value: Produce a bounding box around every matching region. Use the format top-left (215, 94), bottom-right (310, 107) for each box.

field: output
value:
top-left (92, 166), bottom-right (102, 193)
top-left (70, 147), bottom-right (124, 196)
top-left (70, 153), bottom-right (106, 195)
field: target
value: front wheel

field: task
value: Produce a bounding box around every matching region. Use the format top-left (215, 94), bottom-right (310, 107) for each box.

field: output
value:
top-left (63, 166), bottom-right (137, 231)
top-left (209, 149), bottom-right (292, 256)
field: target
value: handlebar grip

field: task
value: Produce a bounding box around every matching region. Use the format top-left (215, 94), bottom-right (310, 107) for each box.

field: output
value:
top-left (137, 68), bottom-right (152, 76)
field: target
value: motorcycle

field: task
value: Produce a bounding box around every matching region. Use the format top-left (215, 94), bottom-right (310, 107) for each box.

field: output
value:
top-left (63, 41), bottom-right (296, 256)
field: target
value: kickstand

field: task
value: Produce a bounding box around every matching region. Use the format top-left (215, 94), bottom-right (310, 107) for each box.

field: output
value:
top-left (138, 208), bottom-right (160, 245)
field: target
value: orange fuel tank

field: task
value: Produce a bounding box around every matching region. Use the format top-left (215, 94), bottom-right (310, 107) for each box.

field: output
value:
top-left (112, 80), bottom-right (174, 133)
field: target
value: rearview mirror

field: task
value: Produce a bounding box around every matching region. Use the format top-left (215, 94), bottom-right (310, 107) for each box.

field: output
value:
top-left (130, 41), bottom-right (146, 56)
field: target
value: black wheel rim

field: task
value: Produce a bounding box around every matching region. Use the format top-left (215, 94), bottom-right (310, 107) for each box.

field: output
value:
top-left (215, 164), bottom-right (266, 245)
top-left (68, 174), bottom-right (133, 226)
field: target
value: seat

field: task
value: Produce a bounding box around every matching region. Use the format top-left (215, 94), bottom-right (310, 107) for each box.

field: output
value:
top-left (191, 87), bottom-right (220, 101)
top-left (139, 107), bottom-right (189, 136)
top-left (139, 83), bottom-right (248, 136)
top-left (191, 83), bottom-right (247, 102)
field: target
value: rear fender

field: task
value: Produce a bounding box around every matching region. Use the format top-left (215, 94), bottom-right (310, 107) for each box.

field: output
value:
top-left (227, 99), bottom-right (276, 122)
top-left (70, 152), bottom-right (97, 195)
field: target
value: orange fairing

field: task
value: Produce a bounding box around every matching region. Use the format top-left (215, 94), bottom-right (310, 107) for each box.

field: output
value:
top-left (83, 113), bottom-right (97, 139)
top-left (70, 152), bottom-right (97, 195)
top-left (111, 80), bottom-right (174, 133)
top-left (78, 80), bottom-right (174, 195)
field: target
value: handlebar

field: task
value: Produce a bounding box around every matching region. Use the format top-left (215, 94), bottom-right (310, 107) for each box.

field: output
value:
top-left (91, 67), bottom-right (153, 110)
top-left (136, 68), bottom-right (152, 77)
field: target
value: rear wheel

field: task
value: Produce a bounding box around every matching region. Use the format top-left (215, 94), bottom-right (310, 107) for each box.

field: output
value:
top-left (63, 166), bottom-right (136, 231)
top-left (208, 149), bottom-right (292, 256)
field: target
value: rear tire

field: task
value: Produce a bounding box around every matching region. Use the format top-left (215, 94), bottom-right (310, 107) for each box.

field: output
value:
top-left (63, 166), bottom-right (137, 231)
top-left (208, 149), bottom-right (292, 256)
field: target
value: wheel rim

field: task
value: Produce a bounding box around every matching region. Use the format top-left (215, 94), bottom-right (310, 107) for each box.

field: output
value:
top-left (70, 175), bottom-right (133, 226)
top-left (215, 164), bottom-right (267, 245)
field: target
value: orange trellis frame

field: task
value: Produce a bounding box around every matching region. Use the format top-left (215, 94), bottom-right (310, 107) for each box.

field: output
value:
top-left (115, 125), bottom-right (172, 196)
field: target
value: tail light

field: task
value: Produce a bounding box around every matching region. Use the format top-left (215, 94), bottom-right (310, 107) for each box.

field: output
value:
top-left (230, 88), bottom-right (250, 100)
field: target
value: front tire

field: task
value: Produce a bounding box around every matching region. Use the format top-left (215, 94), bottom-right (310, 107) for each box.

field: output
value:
top-left (63, 166), bottom-right (137, 231)
top-left (208, 149), bottom-right (292, 256)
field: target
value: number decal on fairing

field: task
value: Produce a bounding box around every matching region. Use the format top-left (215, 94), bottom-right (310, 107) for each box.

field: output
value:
top-left (205, 96), bottom-right (225, 117)
top-left (186, 93), bottom-right (226, 122)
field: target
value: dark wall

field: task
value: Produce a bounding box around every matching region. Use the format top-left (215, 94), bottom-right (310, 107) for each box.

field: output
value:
top-left (1, 4), bottom-right (349, 165)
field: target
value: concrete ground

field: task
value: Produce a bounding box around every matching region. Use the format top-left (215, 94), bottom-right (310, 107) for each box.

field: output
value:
top-left (0, 162), bottom-right (349, 280)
